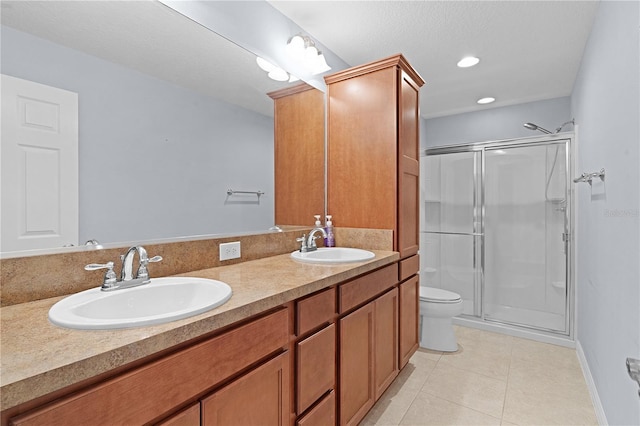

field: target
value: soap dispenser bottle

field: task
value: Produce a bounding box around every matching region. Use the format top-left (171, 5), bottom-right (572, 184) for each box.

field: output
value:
top-left (314, 215), bottom-right (322, 228)
top-left (325, 215), bottom-right (335, 247)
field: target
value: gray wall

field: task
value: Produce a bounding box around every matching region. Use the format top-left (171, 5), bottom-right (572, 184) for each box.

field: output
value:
top-left (2, 26), bottom-right (275, 245)
top-left (421, 97), bottom-right (572, 149)
top-left (571, 1), bottom-right (640, 424)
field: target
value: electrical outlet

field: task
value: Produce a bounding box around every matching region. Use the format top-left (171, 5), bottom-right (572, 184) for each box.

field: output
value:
top-left (219, 241), bottom-right (241, 261)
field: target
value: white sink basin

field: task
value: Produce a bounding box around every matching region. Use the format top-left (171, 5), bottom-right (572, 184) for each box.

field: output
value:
top-left (49, 277), bottom-right (232, 330)
top-left (291, 247), bottom-right (375, 264)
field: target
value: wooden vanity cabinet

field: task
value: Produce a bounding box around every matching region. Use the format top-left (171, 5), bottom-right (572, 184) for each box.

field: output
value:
top-left (9, 309), bottom-right (289, 426)
top-left (325, 54), bottom-right (424, 259)
top-left (338, 264), bottom-right (399, 426)
top-left (269, 83), bottom-right (325, 226)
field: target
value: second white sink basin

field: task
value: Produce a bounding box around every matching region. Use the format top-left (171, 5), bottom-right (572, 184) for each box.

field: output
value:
top-left (291, 247), bottom-right (375, 264)
top-left (49, 277), bottom-right (232, 330)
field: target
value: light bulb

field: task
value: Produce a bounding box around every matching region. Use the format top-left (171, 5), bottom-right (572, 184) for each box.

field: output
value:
top-left (268, 67), bottom-right (289, 82)
top-left (457, 56), bottom-right (480, 68)
top-left (477, 97), bottom-right (495, 104)
top-left (287, 35), bottom-right (305, 58)
top-left (256, 57), bottom-right (275, 72)
top-left (312, 53), bottom-right (331, 74)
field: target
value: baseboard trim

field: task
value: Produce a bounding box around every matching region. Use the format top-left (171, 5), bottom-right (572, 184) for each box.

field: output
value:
top-left (576, 340), bottom-right (608, 425)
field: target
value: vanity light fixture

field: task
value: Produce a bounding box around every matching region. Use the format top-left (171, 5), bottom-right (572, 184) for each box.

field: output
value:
top-left (477, 97), bottom-right (495, 104)
top-left (457, 56), bottom-right (480, 68)
top-left (256, 57), bottom-right (299, 82)
top-left (286, 34), bottom-right (331, 75)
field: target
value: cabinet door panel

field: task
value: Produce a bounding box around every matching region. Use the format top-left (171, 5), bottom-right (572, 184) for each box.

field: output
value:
top-left (374, 288), bottom-right (399, 400)
top-left (327, 66), bottom-right (397, 230)
top-left (202, 352), bottom-right (290, 426)
top-left (297, 324), bottom-right (336, 414)
top-left (339, 303), bottom-right (374, 426)
top-left (399, 276), bottom-right (419, 368)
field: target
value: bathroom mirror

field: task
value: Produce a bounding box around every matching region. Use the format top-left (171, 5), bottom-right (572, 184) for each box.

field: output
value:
top-left (1, 0), bottom-right (322, 254)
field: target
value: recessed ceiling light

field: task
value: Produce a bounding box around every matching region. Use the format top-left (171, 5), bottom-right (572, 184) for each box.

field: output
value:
top-left (477, 97), bottom-right (495, 104)
top-left (457, 56), bottom-right (480, 68)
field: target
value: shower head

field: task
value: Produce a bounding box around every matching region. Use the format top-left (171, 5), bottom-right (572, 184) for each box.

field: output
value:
top-left (523, 122), bottom-right (552, 134)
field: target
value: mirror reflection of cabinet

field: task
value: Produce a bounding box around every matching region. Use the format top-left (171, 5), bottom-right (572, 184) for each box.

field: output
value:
top-left (269, 84), bottom-right (325, 226)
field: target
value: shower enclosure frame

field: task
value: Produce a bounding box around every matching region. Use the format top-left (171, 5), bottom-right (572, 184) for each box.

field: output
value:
top-left (423, 134), bottom-right (574, 342)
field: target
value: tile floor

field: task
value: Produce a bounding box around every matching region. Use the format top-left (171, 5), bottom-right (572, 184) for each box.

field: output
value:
top-left (362, 326), bottom-right (598, 425)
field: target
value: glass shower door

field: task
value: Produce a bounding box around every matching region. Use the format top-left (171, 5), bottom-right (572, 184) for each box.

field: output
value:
top-left (483, 142), bottom-right (569, 333)
top-left (422, 151), bottom-right (481, 316)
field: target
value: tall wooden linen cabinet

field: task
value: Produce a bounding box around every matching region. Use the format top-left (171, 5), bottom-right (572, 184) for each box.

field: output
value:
top-left (325, 54), bottom-right (425, 424)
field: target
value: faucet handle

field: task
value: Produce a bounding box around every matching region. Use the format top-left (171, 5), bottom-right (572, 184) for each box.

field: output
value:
top-left (85, 261), bottom-right (117, 287)
top-left (296, 234), bottom-right (307, 251)
top-left (137, 255), bottom-right (162, 281)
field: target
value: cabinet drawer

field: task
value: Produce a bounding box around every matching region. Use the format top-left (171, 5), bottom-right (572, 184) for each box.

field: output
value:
top-left (339, 264), bottom-right (398, 313)
top-left (10, 309), bottom-right (289, 426)
top-left (399, 254), bottom-right (419, 281)
top-left (297, 324), bottom-right (336, 414)
top-left (297, 390), bottom-right (336, 426)
top-left (155, 403), bottom-right (200, 426)
top-left (296, 287), bottom-right (336, 336)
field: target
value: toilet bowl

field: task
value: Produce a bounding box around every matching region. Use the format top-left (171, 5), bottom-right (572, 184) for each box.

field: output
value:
top-left (419, 286), bottom-right (463, 352)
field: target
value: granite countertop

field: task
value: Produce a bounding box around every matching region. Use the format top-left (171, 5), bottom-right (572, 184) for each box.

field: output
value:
top-left (0, 250), bottom-right (398, 411)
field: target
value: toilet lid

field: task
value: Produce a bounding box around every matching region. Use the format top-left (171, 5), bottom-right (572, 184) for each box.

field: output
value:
top-left (419, 286), bottom-right (461, 303)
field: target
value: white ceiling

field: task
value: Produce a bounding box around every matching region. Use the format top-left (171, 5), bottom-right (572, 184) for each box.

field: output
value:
top-left (1, 1), bottom-right (599, 120)
top-left (270, 0), bottom-right (599, 118)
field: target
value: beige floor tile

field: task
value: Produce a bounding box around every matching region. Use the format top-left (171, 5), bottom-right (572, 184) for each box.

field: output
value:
top-left (414, 347), bottom-right (443, 362)
top-left (438, 341), bottom-right (512, 381)
top-left (400, 392), bottom-right (502, 425)
top-left (366, 326), bottom-right (597, 426)
top-left (420, 363), bottom-right (507, 418)
top-left (510, 337), bottom-right (578, 370)
top-left (502, 382), bottom-right (598, 425)
top-left (362, 357), bottom-right (438, 426)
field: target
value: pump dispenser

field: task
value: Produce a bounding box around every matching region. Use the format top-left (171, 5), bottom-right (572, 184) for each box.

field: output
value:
top-left (314, 215), bottom-right (322, 227)
top-left (325, 215), bottom-right (335, 247)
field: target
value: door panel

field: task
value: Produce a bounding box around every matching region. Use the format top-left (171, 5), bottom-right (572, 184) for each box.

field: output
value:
top-left (1, 74), bottom-right (78, 251)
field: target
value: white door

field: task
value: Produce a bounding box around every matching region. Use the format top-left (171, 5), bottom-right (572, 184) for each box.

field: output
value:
top-left (1, 74), bottom-right (79, 252)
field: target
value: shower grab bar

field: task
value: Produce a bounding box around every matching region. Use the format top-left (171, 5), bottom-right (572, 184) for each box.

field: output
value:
top-left (573, 168), bottom-right (605, 184)
top-left (422, 231), bottom-right (484, 237)
top-left (227, 189), bottom-right (265, 197)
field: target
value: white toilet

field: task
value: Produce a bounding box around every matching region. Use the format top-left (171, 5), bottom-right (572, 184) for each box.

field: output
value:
top-left (419, 286), bottom-right (464, 352)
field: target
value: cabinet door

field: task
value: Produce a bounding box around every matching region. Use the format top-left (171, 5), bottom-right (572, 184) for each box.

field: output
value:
top-left (327, 66), bottom-right (397, 231)
top-left (339, 303), bottom-right (374, 426)
top-left (374, 288), bottom-right (399, 400)
top-left (399, 276), bottom-right (419, 368)
top-left (297, 324), bottom-right (336, 414)
top-left (397, 71), bottom-right (421, 258)
top-left (201, 352), bottom-right (290, 426)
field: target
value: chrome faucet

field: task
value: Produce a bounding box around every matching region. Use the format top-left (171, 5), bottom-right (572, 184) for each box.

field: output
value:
top-left (298, 227), bottom-right (327, 253)
top-left (85, 245), bottom-right (162, 291)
